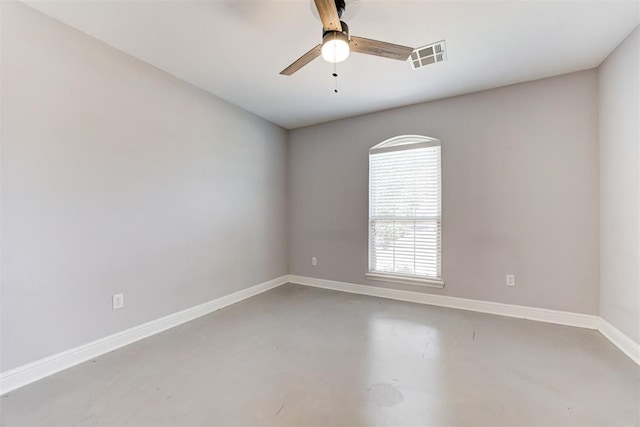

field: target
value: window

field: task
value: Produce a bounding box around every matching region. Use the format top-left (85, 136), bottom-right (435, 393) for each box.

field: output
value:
top-left (367, 135), bottom-right (443, 287)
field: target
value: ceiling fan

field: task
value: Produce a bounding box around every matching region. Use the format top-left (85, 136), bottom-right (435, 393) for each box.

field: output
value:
top-left (280, 0), bottom-right (414, 76)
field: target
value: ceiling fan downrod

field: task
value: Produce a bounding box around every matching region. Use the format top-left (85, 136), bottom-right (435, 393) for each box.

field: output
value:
top-left (334, 0), bottom-right (345, 18)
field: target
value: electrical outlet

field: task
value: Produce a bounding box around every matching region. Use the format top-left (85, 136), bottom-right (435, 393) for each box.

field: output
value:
top-left (506, 274), bottom-right (516, 287)
top-left (112, 293), bottom-right (124, 310)
top-left (311, 257), bottom-right (317, 266)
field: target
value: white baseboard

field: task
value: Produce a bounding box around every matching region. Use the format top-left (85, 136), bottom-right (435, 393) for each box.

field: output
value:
top-left (289, 275), bottom-right (640, 365)
top-left (0, 275), bottom-right (289, 394)
top-left (598, 318), bottom-right (640, 365)
top-left (288, 275), bottom-right (600, 330)
top-left (3, 274), bottom-right (637, 394)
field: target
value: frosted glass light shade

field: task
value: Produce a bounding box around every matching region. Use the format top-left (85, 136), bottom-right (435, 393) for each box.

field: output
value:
top-left (322, 33), bottom-right (350, 63)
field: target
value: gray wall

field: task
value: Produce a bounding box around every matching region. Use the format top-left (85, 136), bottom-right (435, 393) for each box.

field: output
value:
top-left (3, 0), bottom-right (631, 373)
top-left (288, 70), bottom-right (600, 315)
top-left (598, 27), bottom-right (640, 344)
top-left (1, 2), bottom-right (288, 371)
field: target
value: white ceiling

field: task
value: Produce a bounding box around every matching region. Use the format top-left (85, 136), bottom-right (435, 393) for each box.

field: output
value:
top-left (24, 0), bottom-right (640, 129)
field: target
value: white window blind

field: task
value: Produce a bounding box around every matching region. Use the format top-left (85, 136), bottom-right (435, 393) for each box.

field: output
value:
top-left (368, 136), bottom-right (441, 282)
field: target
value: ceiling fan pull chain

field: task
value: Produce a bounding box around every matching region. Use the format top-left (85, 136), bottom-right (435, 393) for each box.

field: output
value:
top-left (333, 63), bottom-right (339, 93)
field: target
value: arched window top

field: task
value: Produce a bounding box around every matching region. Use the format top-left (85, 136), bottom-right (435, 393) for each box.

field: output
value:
top-left (370, 135), bottom-right (440, 155)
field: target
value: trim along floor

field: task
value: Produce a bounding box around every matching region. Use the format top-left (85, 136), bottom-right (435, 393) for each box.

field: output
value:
top-left (1, 284), bottom-right (638, 426)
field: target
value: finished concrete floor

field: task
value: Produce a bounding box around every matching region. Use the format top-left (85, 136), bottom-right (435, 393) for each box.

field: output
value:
top-left (1, 283), bottom-right (639, 426)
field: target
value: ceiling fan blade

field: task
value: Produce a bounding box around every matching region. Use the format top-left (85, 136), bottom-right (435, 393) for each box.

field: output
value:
top-left (280, 45), bottom-right (323, 76)
top-left (350, 36), bottom-right (413, 61)
top-left (313, 0), bottom-right (342, 31)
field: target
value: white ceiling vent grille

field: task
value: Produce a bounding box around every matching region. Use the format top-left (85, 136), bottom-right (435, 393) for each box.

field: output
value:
top-left (410, 41), bottom-right (446, 70)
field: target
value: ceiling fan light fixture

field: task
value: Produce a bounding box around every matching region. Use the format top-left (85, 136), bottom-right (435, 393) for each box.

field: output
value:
top-left (322, 31), bottom-right (350, 63)
top-left (279, 4), bottom-right (414, 76)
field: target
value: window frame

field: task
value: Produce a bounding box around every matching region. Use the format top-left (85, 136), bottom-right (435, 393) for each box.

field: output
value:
top-left (367, 135), bottom-right (444, 288)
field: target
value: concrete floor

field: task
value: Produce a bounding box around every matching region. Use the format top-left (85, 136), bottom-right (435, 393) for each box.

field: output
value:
top-left (1, 284), bottom-right (639, 426)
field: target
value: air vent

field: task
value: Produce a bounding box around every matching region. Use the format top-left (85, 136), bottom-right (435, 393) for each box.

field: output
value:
top-left (410, 40), bottom-right (446, 70)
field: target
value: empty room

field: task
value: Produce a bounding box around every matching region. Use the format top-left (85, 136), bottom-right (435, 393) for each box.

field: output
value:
top-left (1, 0), bottom-right (639, 425)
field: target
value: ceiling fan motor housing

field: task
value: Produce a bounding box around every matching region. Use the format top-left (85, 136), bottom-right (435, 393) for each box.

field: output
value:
top-left (322, 21), bottom-right (349, 41)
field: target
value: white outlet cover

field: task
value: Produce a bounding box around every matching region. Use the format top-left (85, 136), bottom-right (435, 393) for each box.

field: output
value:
top-left (112, 293), bottom-right (124, 309)
top-left (506, 275), bottom-right (516, 287)
top-left (311, 257), bottom-right (317, 266)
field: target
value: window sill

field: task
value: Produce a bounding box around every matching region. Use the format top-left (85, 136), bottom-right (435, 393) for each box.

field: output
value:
top-left (365, 273), bottom-right (445, 289)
